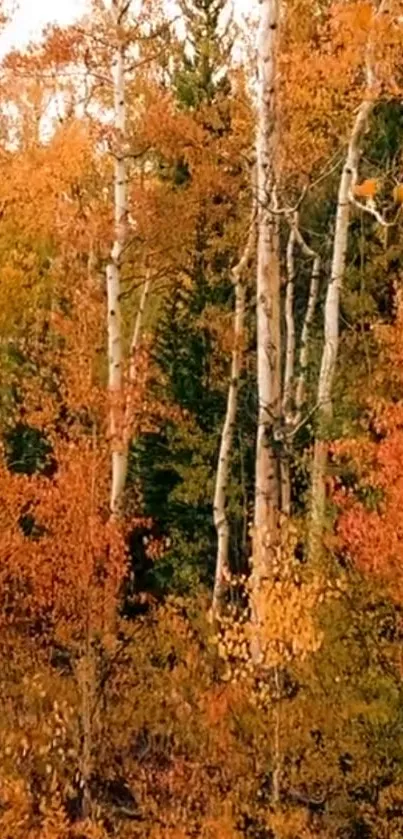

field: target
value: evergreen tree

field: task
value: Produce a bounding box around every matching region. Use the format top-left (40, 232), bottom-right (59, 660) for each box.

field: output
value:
top-left (133, 0), bottom-right (253, 593)
top-left (173, 0), bottom-right (232, 109)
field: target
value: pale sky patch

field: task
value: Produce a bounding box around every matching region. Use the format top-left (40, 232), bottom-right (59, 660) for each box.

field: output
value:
top-left (0, 0), bottom-right (252, 57)
top-left (0, 0), bottom-right (89, 56)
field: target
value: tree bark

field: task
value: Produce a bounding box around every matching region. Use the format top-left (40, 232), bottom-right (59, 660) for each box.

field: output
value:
top-left (295, 248), bottom-right (320, 425)
top-left (107, 0), bottom-right (129, 516)
top-left (283, 223), bottom-right (296, 427)
top-left (280, 223), bottom-right (297, 515)
top-left (130, 272), bottom-right (151, 365)
top-left (253, 0), bottom-right (281, 564)
top-left (285, 216), bottom-right (321, 424)
top-left (212, 211), bottom-right (256, 619)
top-left (124, 270), bottom-right (151, 443)
top-left (250, 0), bottom-right (281, 659)
top-left (280, 215), bottom-right (320, 515)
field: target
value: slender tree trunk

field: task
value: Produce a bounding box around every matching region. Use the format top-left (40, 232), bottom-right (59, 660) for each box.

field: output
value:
top-left (280, 224), bottom-right (297, 515)
top-left (130, 272), bottom-right (151, 364)
top-left (283, 224), bottom-right (296, 424)
top-left (212, 213), bottom-right (256, 619)
top-left (76, 641), bottom-right (96, 820)
top-left (309, 101), bottom-right (375, 555)
top-left (253, 0), bottom-right (281, 578)
top-left (294, 248), bottom-right (320, 424)
top-left (124, 270), bottom-right (151, 441)
top-left (280, 216), bottom-right (320, 515)
top-left (107, 0), bottom-right (128, 516)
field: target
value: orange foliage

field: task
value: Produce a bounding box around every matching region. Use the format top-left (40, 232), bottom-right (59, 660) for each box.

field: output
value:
top-left (0, 2), bottom-right (402, 837)
top-left (353, 178), bottom-right (379, 198)
top-left (335, 306), bottom-right (403, 603)
top-left (280, 1), bottom-right (403, 184)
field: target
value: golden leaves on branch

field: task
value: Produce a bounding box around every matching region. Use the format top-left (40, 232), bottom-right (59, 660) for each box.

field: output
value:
top-left (215, 518), bottom-right (342, 688)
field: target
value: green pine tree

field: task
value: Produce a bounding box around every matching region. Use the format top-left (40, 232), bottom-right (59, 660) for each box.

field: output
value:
top-left (131, 0), bottom-right (253, 594)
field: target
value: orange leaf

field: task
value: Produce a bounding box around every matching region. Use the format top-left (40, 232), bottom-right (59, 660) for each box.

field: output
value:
top-left (353, 179), bottom-right (378, 199)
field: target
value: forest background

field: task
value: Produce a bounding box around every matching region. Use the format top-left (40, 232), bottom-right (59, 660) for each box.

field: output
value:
top-left (0, 1), bottom-right (403, 838)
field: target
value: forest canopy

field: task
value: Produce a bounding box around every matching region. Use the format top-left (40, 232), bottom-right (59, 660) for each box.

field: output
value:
top-left (0, 0), bottom-right (403, 837)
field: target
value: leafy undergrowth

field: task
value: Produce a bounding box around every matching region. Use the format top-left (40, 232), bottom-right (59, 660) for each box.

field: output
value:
top-left (1, 579), bottom-right (403, 839)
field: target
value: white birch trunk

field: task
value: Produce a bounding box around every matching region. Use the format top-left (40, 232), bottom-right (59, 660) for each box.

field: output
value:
top-left (309, 0), bottom-right (389, 554)
top-left (130, 273), bottom-right (151, 363)
top-left (250, 0), bottom-right (282, 662)
top-left (309, 103), bottom-right (373, 553)
top-left (285, 218), bottom-right (321, 428)
top-left (212, 214), bottom-right (256, 619)
top-left (295, 249), bottom-right (320, 423)
top-left (309, 132), bottom-right (366, 552)
top-left (280, 217), bottom-right (320, 514)
top-left (283, 224), bottom-right (296, 426)
top-left (124, 271), bottom-right (151, 443)
top-left (254, 0), bottom-right (281, 559)
top-left (280, 223), bottom-right (297, 515)
top-left (107, 0), bottom-right (128, 516)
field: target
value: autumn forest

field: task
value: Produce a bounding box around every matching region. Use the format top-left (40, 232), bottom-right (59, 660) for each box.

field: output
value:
top-left (1, 0), bottom-right (403, 836)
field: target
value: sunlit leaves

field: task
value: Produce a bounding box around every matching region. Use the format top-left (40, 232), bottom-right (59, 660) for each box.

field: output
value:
top-left (335, 304), bottom-right (403, 605)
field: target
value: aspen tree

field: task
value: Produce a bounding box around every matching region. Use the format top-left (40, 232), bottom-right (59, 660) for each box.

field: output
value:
top-left (309, 0), bottom-right (390, 558)
top-left (107, 0), bottom-right (130, 516)
top-left (248, 0), bottom-right (282, 659)
top-left (280, 215), bottom-right (321, 515)
top-left (253, 0), bottom-right (281, 571)
top-left (212, 204), bottom-right (256, 618)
